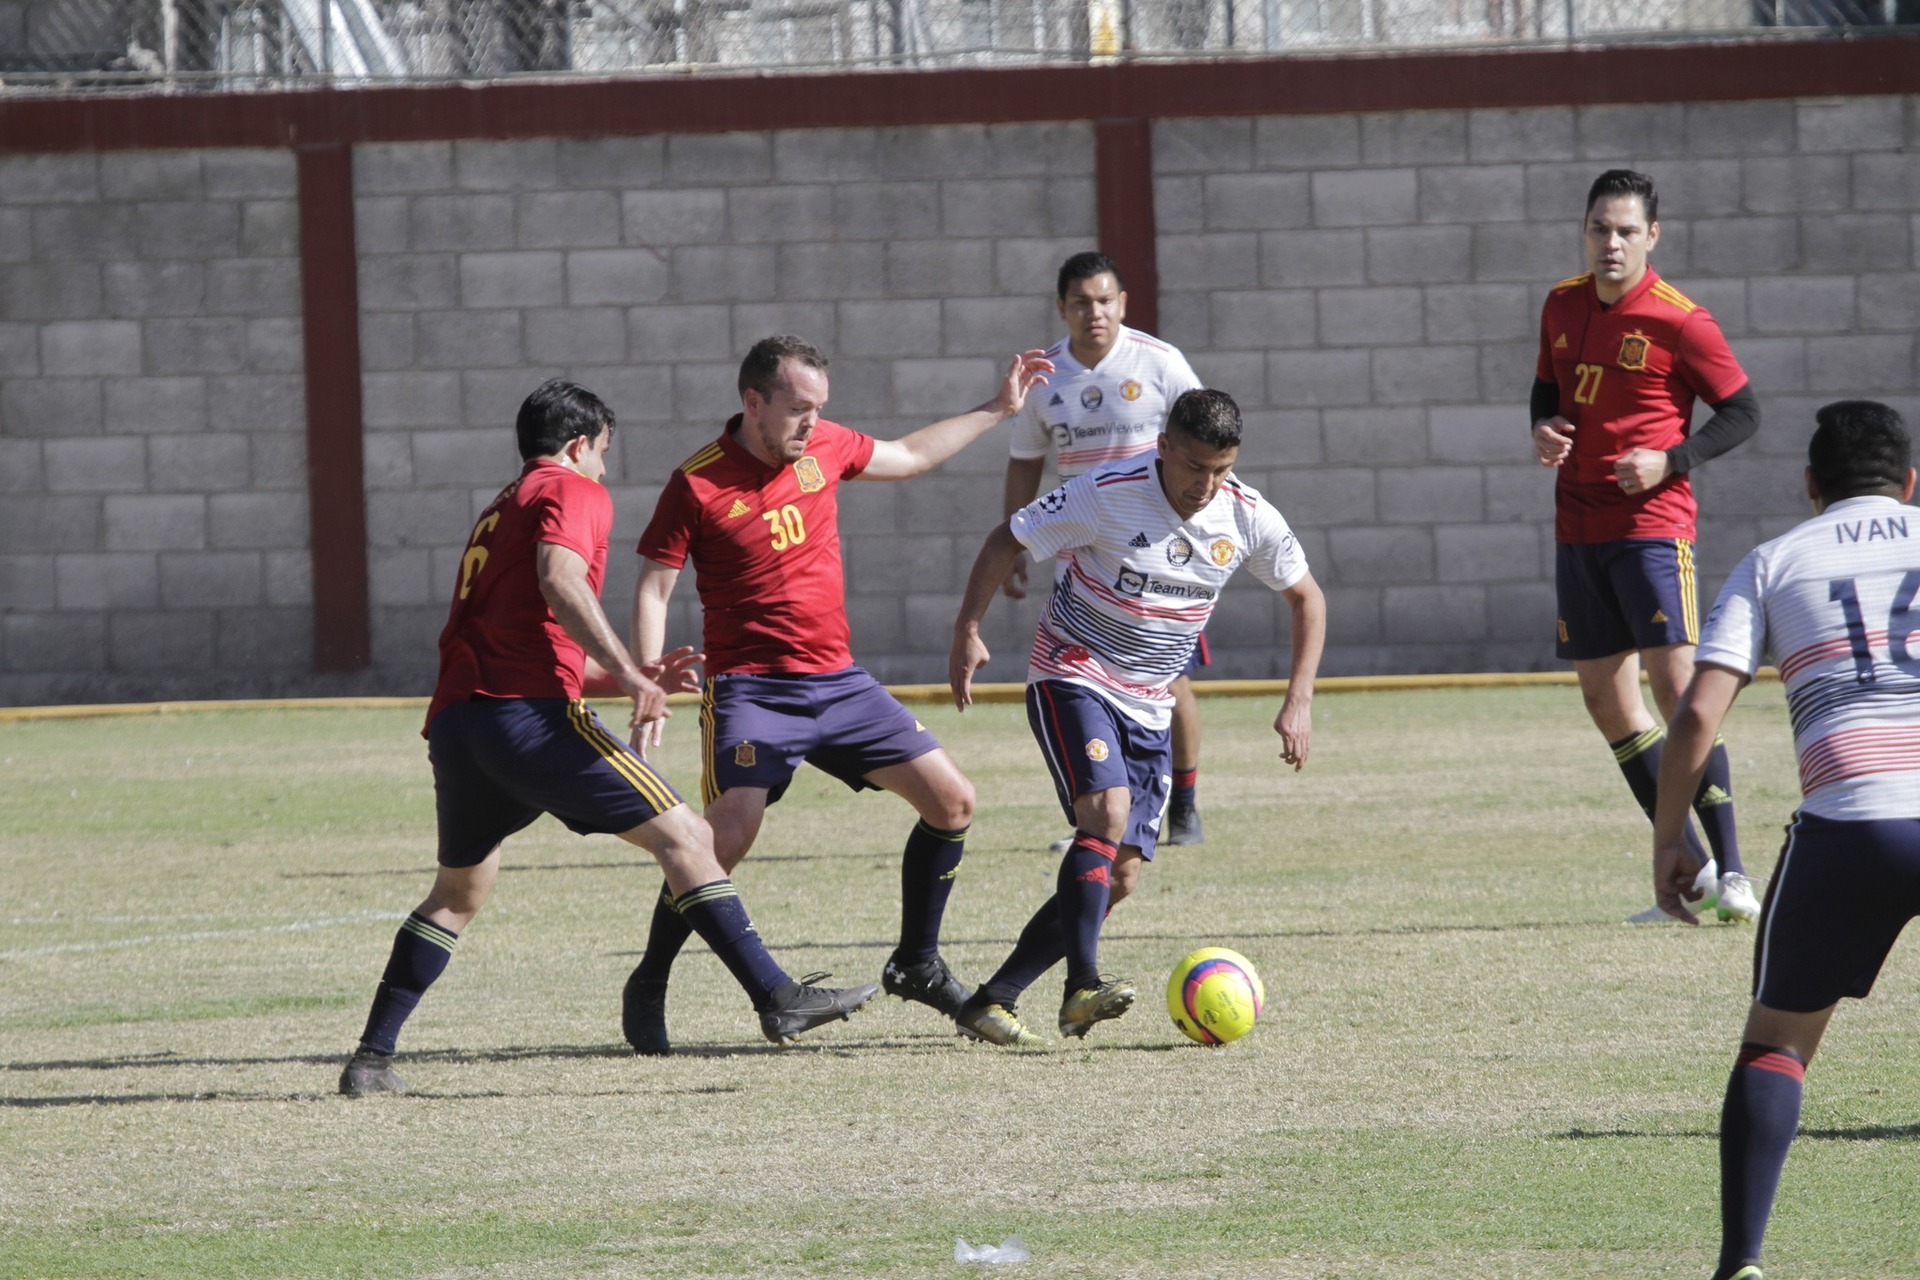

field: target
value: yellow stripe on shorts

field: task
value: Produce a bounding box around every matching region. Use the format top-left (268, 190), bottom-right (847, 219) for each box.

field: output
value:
top-left (699, 679), bottom-right (720, 807)
top-left (1677, 538), bottom-right (1698, 643)
top-left (566, 700), bottom-right (679, 814)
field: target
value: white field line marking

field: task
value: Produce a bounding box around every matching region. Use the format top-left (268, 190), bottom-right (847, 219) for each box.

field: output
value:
top-left (0, 910), bottom-right (402, 960)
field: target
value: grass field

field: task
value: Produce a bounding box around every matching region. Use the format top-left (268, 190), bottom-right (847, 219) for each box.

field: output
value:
top-left (3, 684), bottom-right (1917, 1279)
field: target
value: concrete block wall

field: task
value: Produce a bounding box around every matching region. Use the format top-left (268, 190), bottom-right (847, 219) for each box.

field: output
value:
top-left (351, 125), bottom-right (1093, 686)
top-left (0, 148), bottom-right (310, 704)
top-left (1155, 98), bottom-right (1920, 677)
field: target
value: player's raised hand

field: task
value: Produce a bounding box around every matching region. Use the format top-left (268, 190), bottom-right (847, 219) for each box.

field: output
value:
top-left (949, 630), bottom-right (991, 711)
top-left (992, 350), bottom-right (1054, 419)
top-left (1274, 696), bottom-right (1312, 771)
top-left (1613, 447), bottom-right (1672, 495)
top-left (1532, 416), bottom-right (1575, 468)
top-left (1652, 834), bottom-right (1707, 925)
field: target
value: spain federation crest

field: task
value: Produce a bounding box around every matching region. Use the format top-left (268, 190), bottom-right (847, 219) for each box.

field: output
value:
top-left (734, 741), bottom-right (757, 768)
top-left (1617, 331), bottom-right (1651, 372)
top-left (1209, 538), bottom-right (1236, 567)
top-left (793, 455), bottom-right (826, 493)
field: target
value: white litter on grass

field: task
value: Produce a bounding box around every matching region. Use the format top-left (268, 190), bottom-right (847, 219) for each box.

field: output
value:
top-left (955, 1235), bottom-right (1030, 1264)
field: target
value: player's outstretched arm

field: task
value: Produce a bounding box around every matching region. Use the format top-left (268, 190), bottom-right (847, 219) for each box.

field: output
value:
top-left (538, 542), bottom-right (669, 731)
top-left (1652, 663), bottom-right (1747, 923)
top-left (861, 351), bottom-right (1053, 481)
top-left (1273, 572), bottom-right (1326, 770)
top-left (950, 521), bottom-right (1027, 710)
top-left (628, 557), bottom-right (684, 756)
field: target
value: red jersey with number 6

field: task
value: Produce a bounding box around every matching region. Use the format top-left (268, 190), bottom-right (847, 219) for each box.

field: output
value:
top-left (425, 458), bottom-right (612, 733)
top-left (638, 416), bottom-right (876, 675)
top-left (1536, 267), bottom-right (1748, 545)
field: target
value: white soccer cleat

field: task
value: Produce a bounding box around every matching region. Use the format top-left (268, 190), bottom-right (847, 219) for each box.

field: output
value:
top-left (1716, 871), bottom-right (1761, 924)
top-left (1690, 858), bottom-right (1721, 912)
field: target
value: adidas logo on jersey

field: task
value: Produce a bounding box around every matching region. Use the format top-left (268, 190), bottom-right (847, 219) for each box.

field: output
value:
top-left (726, 499), bottom-right (750, 518)
top-left (1127, 532), bottom-right (1150, 548)
top-left (1048, 393), bottom-right (1064, 406)
top-left (1554, 334), bottom-right (1568, 350)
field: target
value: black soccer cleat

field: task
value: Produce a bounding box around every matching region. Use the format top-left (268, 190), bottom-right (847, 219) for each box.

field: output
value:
top-left (622, 972), bottom-right (672, 1057)
top-left (881, 952), bottom-right (972, 1018)
top-left (758, 972), bottom-right (880, 1046)
top-left (338, 1047), bottom-right (407, 1097)
top-left (1164, 802), bottom-right (1204, 846)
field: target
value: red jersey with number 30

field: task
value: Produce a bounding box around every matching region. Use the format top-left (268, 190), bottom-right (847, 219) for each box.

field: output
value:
top-left (638, 416), bottom-right (876, 675)
top-left (1536, 267), bottom-right (1748, 544)
top-left (425, 458), bottom-right (611, 732)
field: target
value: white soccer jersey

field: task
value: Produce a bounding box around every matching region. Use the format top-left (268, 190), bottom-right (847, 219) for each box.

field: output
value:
top-left (1009, 326), bottom-right (1204, 476)
top-left (1697, 495), bottom-right (1920, 820)
top-left (1009, 458), bottom-right (1309, 730)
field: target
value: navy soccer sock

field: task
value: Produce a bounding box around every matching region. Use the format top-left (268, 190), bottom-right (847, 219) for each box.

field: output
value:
top-left (673, 879), bottom-right (787, 1009)
top-left (897, 819), bottom-right (967, 964)
top-left (1172, 768), bottom-right (1198, 811)
top-left (1058, 832), bottom-right (1117, 994)
top-left (1717, 1042), bottom-right (1806, 1278)
top-left (356, 911), bottom-right (459, 1055)
top-left (1694, 737), bottom-right (1745, 876)
top-left (1611, 727), bottom-right (1711, 861)
top-left (978, 895), bottom-right (1067, 1008)
top-left (631, 882), bottom-right (695, 985)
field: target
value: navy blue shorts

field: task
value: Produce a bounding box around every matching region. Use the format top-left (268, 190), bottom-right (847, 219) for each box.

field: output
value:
top-left (428, 697), bottom-right (684, 868)
top-left (1026, 679), bottom-right (1172, 861)
top-left (1753, 811), bottom-right (1920, 1012)
top-left (1181, 629), bottom-right (1211, 678)
top-left (1555, 538), bottom-right (1698, 660)
top-left (699, 666), bottom-right (941, 806)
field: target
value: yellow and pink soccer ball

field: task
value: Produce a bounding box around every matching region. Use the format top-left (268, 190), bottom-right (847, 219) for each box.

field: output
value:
top-left (1166, 946), bottom-right (1265, 1046)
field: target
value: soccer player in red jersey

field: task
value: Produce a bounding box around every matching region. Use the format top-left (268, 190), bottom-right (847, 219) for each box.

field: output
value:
top-left (619, 335), bottom-right (1053, 1056)
top-left (1532, 169), bottom-right (1763, 924)
top-left (338, 381), bottom-right (877, 1096)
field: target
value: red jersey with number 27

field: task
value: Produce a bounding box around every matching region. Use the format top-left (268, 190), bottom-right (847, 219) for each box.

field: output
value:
top-left (1536, 267), bottom-right (1748, 544)
top-left (638, 417), bottom-right (876, 675)
top-left (425, 458), bottom-right (611, 733)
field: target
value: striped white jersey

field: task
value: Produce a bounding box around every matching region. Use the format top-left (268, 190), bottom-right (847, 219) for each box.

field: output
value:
top-left (1696, 495), bottom-right (1920, 820)
top-left (1009, 458), bottom-right (1309, 729)
top-left (1009, 326), bottom-right (1204, 476)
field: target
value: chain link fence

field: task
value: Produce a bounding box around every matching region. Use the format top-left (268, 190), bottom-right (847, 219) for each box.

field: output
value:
top-left (1, 0), bottom-right (1914, 89)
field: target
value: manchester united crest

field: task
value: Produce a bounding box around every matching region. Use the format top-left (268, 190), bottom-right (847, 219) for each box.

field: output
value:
top-left (794, 456), bottom-right (826, 493)
top-left (1086, 738), bottom-right (1110, 762)
top-left (1120, 379), bottom-right (1142, 402)
top-left (734, 741), bottom-right (757, 768)
top-left (1209, 538), bottom-right (1236, 567)
top-left (1617, 331), bottom-right (1651, 372)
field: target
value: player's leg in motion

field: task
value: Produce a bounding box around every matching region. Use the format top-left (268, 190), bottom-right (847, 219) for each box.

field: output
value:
top-left (1166, 673), bottom-right (1204, 846)
top-left (865, 751), bottom-right (976, 1018)
top-left (622, 783), bottom-right (767, 1055)
top-left (1713, 1002), bottom-right (1834, 1280)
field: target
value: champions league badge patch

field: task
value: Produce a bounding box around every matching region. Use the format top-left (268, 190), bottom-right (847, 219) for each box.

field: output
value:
top-left (1209, 538), bottom-right (1236, 567)
top-left (794, 456), bottom-right (826, 493)
top-left (1617, 331), bottom-right (1651, 371)
top-left (1167, 536), bottom-right (1194, 566)
top-left (1086, 739), bottom-right (1110, 762)
top-left (734, 742), bottom-right (758, 768)
top-left (1039, 487), bottom-right (1069, 513)
top-left (1080, 385), bottom-right (1104, 411)
top-left (1120, 379), bottom-right (1142, 401)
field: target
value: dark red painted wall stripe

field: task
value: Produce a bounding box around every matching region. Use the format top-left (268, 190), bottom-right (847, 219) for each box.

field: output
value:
top-left (294, 143), bottom-right (371, 673)
top-left (1095, 118), bottom-right (1158, 340)
top-left (5, 38), bottom-right (1919, 153)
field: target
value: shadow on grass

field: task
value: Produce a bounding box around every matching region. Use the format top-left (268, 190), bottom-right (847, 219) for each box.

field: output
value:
top-left (1555, 1123), bottom-right (1920, 1143)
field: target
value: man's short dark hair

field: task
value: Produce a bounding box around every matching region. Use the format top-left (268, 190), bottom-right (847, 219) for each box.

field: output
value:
top-left (1057, 251), bottom-right (1124, 300)
top-left (1809, 400), bottom-right (1911, 503)
top-left (739, 334), bottom-right (829, 402)
top-left (1166, 389), bottom-right (1241, 450)
top-left (515, 379), bottom-right (613, 461)
top-left (1586, 169), bottom-right (1658, 225)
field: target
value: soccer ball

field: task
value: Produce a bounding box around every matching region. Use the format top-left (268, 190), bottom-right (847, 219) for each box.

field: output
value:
top-left (1166, 946), bottom-right (1264, 1046)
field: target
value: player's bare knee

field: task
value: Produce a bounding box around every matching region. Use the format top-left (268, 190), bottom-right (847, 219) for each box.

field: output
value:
top-left (932, 776), bottom-right (975, 830)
